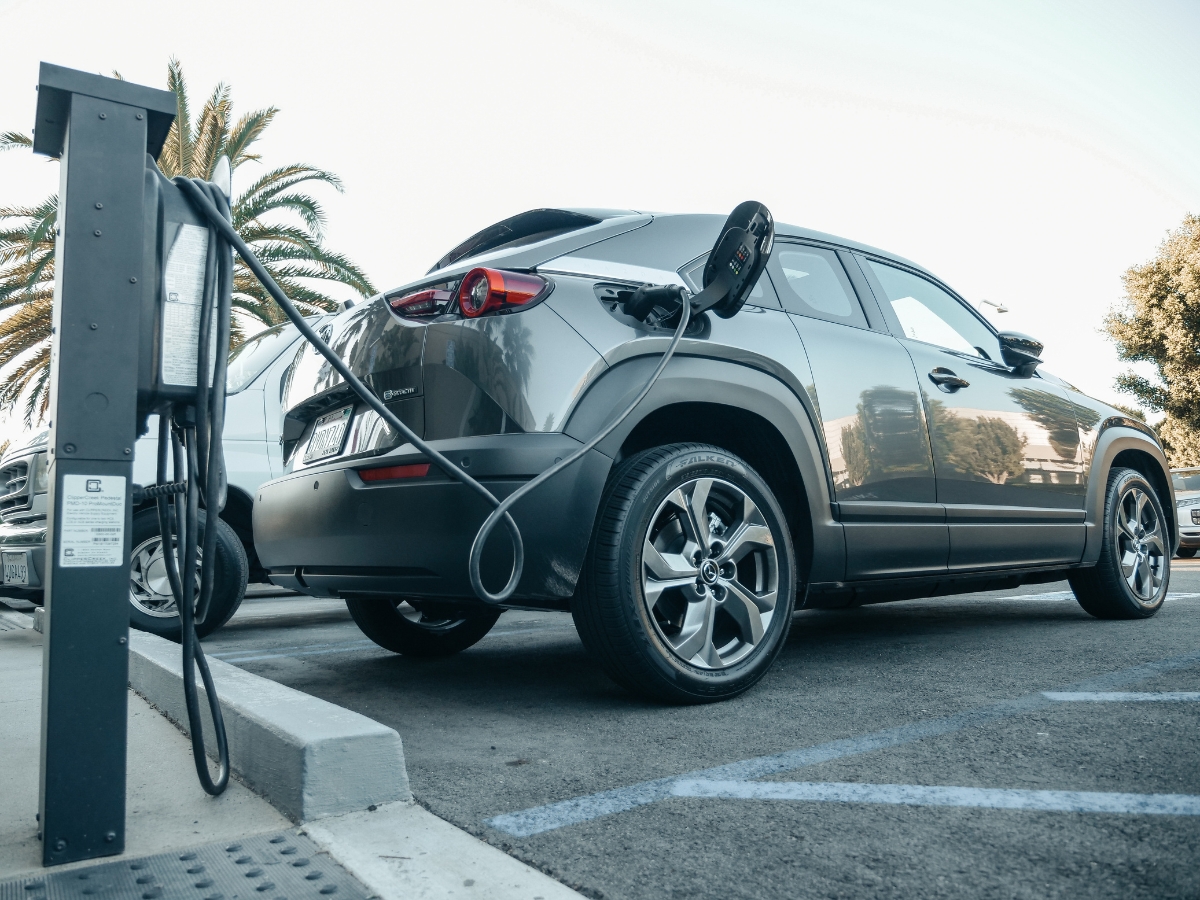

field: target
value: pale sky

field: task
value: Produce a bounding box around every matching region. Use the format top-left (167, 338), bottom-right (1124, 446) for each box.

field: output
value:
top-left (1, 0), bottom-right (1198, 448)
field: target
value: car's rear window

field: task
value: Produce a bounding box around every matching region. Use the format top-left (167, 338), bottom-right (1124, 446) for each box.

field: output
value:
top-left (768, 245), bottom-right (868, 328)
top-left (226, 323), bottom-right (303, 393)
top-left (430, 209), bottom-right (603, 272)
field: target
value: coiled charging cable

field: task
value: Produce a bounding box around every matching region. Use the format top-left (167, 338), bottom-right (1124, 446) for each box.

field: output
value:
top-left (151, 178), bottom-right (234, 795)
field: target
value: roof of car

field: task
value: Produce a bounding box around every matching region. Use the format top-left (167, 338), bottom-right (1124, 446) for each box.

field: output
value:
top-left (551, 211), bottom-right (942, 286)
top-left (408, 208), bottom-right (948, 298)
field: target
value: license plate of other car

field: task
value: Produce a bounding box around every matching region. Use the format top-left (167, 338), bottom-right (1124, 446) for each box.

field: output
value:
top-left (304, 405), bottom-right (354, 464)
top-left (2, 551), bottom-right (29, 586)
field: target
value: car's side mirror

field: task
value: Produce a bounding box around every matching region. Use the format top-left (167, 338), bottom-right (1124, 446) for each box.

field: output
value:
top-left (997, 331), bottom-right (1043, 376)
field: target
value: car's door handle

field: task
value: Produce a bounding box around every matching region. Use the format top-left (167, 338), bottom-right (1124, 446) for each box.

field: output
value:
top-left (928, 367), bottom-right (970, 392)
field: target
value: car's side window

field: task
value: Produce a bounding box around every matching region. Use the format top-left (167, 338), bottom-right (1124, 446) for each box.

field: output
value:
top-left (767, 245), bottom-right (868, 328)
top-left (866, 259), bottom-right (1001, 361)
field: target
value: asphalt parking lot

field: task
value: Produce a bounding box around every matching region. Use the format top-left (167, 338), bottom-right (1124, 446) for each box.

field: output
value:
top-left (204, 563), bottom-right (1200, 900)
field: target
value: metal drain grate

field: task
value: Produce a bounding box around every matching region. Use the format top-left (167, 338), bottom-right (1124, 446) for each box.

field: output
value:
top-left (0, 831), bottom-right (370, 900)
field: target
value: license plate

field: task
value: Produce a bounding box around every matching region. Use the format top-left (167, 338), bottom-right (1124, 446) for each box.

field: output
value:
top-left (304, 405), bottom-right (354, 463)
top-left (2, 551), bottom-right (29, 586)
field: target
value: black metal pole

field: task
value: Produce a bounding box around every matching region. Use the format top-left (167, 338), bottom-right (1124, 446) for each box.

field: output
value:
top-left (33, 64), bottom-right (176, 867)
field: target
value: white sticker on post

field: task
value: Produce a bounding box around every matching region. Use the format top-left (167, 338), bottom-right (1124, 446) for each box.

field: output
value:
top-left (58, 475), bottom-right (126, 568)
top-left (161, 223), bottom-right (218, 387)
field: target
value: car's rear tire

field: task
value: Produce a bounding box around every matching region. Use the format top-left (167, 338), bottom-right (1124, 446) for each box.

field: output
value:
top-left (1176, 547), bottom-right (1196, 559)
top-left (128, 508), bottom-right (249, 640)
top-left (573, 443), bottom-right (795, 703)
top-left (346, 597), bottom-right (502, 656)
top-left (1069, 467), bottom-right (1169, 619)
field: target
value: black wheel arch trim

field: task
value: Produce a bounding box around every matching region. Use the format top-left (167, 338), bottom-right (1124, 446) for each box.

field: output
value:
top-left (1083, 421), bottom-right (1176, 563)
top-left (562, 353), bottom-right (845, 585)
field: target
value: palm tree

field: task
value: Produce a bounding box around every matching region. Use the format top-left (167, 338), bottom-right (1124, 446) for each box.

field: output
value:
top-left (0, 59), bottom-right (375, 425)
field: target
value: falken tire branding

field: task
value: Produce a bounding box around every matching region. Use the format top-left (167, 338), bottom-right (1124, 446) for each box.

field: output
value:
top-left (666, 452), bottom-right (747, 479)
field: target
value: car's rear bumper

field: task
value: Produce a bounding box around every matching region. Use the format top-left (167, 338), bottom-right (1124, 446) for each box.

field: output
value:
top-left (1177, 526), bottom-right (1200, 549)
top-left (0, 519), bottom-right (46, 597)
top-left (253, 434), bottom-right (613, 606)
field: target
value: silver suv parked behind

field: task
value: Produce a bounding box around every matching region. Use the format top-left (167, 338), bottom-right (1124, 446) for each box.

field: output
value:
top-left (0, 315), bottom-right (331, 637)
top-left (1171, 467), bottom-right (1200, 558)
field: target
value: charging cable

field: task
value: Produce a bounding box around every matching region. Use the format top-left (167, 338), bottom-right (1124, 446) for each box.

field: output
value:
top-left (149, 178), bottom-right (234, 795)
top-left (174, 180), bottom-right (720, 607)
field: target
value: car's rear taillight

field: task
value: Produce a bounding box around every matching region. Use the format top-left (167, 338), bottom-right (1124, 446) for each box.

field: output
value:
top-left (457, 268), bottom-right (549, 318)
top-left (359, 463), bottom-right (431, 483)
top-left (390, 288), bottom-right (453, 317)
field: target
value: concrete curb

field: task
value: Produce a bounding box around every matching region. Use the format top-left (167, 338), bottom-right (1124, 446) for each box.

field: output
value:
top-left (304, 801), bottom-right (586, 900)
top-left (127, 631), bottom-right (410, 822)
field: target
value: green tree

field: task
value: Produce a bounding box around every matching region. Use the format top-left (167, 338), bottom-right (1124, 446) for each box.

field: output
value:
top-left (1105, 214), bottom-right (1200, 465)
top-left (0, 59), bottom-right (375, 425)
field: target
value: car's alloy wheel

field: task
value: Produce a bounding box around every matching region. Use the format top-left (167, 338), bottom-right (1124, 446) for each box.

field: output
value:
top-left (642, 477), bottom-right (778, 670)
top-left (1114, 484), bottom-right (1167, 603)
top-left (1070, 467), bottom-right (1169, 619)
top-left (574, 442), bottom-right (795, 703)
top-left (127, 508), bottom-right (249, 640)
top-left (129, 534), bottom-right (203, 618)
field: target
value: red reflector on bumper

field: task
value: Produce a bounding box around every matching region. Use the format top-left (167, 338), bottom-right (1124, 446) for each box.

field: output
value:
top-left (359, 463), bottom-right (430, 482)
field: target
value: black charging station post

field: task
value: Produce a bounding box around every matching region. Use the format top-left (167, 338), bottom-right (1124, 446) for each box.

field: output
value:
top-left (32, 64), bottom-right (177, 867)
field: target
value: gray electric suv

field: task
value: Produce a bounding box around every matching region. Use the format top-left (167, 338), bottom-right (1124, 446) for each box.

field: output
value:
top-left (253, 209), bottom-right (1175, 702)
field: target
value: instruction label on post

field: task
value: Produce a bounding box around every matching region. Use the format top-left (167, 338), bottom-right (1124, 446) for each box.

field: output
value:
top-left (58, 475), bottom-right (126, 568)
top-left (161, 223), bottom-right (218, 387)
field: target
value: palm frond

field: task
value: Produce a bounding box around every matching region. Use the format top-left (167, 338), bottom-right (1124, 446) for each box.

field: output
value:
top-left (160, 57), bottom-right (192, 178)
top-left (224, 108), bottom-right (277, 170)
top-left (0, 132), bottom-right (33, 152)
top-left (191, 82), bottom-right (232, 178)
top-left (231, 165), bottom-right (343, 229)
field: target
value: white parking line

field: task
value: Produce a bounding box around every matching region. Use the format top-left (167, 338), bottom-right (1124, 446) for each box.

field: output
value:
top-left (670, 779), bottom-right (1200, 816)
top-left (997, 590), bottom-right (1076, 602)
top-left (485, 648), bottom-right (1200, 837)
top-left (995, 591), bottom-right (1200, 603)
top-left (1043, 691), bottom-right (1200, 702)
